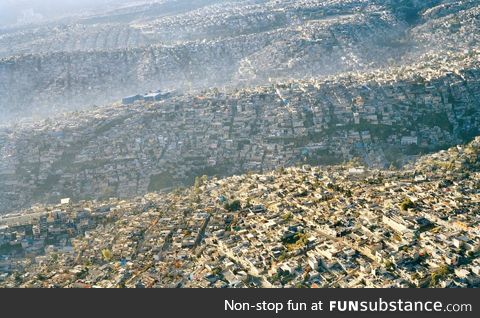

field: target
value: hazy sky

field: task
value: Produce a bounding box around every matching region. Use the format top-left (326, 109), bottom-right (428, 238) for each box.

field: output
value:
top-left (0, 0), bottom-right (141, 26)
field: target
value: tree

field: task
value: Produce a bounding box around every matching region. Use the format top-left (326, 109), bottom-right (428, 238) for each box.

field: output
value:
top-left (282, 212), bottom-right (293, 222)
top-left (102, 249), bottom-right (113, 261)
top-left (224, 200), bottom-right (241, 212)
top-left (384, 261), bottom-right (395, 272)
top-left (194, 176), bottom-right (201, 195)
top-left (14, 272), bottom-right (23, 284)
top-left (400, 198), bottom-right (416, 211)
top-left (430, 265), bottom-right (450, 287)
top-left (276, 166), bottom-right (286, 174)
top-left (50, 253), bottom-right (59, 262)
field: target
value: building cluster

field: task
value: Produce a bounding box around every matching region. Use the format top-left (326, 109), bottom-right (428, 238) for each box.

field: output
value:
top-left (0, 137), bottom-right (478, 288)
top-left (413, 1), bottom-right (480, 52)
top-left (0, 0), bottom-right (469, 121)
top-left (0, 23), bottom-right (150, 59)
top-left (139, 0), bottom-right (391, 44)
top-left (122, 90), bottom-right (175, 105)
top-left (0, 0), bottom-right (399, 58)
top-left (0, 199), bottom-right (112, 274)
top-left (1, 48), bottom-right (479, 214)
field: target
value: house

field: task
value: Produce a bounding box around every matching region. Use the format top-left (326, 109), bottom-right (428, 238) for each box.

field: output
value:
top-left (401, 136), bottom-right (418, 146)
top-left (144, 91), bottom-right (173, 102)
top-left (382, 215), bottom-right (410, 234)
top-left (143, 92), bottom-right (163, 102)
top-left (122, 95), bottom-right (143, 105)
top-left (348, 167), bottom-right (365, 175)
top-left (251, 205), bottom-right (266, 213)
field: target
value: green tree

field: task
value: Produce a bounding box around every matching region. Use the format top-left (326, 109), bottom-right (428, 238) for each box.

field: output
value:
top-left (194, 176), bottom-right (201, 195)
top-left (430, 265), bottom-right (450, 287)
top-left (400, 198), bottom-right (416, 211)
top-left (102, 249), bottom-right (113, 261)
top-left (224, 200), bottom-right (241, 212)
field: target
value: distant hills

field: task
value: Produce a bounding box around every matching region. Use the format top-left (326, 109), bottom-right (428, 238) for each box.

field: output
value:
top-left (1, 0), bottom-right (479, 121)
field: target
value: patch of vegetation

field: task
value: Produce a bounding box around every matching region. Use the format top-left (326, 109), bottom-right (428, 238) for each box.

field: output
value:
top-left (283, 233), bottom-right (309, 251)
top-left (429, 265), bottom-right (450, 287)
top-left (224, 200), bottom-right (242, 212)
top-left (282, 212), bottom-right (293, 222)
top-left (148, 172), bottom-right (174, 192)
top-left (419, 112), bottom-right (453, 132)
top-left (400, 198), bottom-right (416, 211)
top-left (0, 243), bottom-right (23, 255)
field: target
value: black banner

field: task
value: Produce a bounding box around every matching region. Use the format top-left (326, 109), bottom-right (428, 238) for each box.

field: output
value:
top-left (1, 288), bottom-right (478, 318)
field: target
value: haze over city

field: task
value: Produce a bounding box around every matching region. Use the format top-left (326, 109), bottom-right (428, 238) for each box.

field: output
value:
top-left (0, 0), bottom-right (479, 289)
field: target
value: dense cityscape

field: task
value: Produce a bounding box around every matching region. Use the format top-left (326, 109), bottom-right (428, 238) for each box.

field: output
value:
top-left (1, 138), bottom-right (479, 287)
top-left (0, 0), bottom-right (479, 288)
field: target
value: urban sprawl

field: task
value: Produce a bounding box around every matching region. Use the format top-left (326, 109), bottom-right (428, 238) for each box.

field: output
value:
top-left (0, 0), bottom-right (479, 288)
